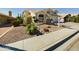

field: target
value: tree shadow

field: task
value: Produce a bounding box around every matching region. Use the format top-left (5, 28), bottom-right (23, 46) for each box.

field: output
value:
top-left (0, 24), bottom-right (12, 28)
top-left (31, 29), bottom-right (43, 36)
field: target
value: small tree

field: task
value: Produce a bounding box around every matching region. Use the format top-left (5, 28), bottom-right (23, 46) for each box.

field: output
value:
top-left (64, 14), bottom-right (71, 22)
top-left (22, 10), bottom-right (40, 35)
top-left (12, 15), bottom-right (23, 27)
top-left (22, 10), bottom-right (31, 25)
top-left (16, 15), bottom-right (23, 24)
top-left (26, 16), bottom-right (32, 25)
top-left (12, 19), bottom-right (20, 27)
top-left (70, 16), bottom-right (76, 22)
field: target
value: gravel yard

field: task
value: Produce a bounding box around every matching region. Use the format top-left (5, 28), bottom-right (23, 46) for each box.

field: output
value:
top-left (38, 24), bottom-right (64, 34)
top-left (0, 27), bottom-right (11, 36)
top-left (0, 26), bottom-right (33, 44)
top-left (0, 24), bottom-right (64, 44)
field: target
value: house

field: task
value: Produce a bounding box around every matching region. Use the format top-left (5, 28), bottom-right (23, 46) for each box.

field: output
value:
top-left (35, 9), bottom-right (60, 24)
top-left (22, 9), bottom-right (61, 25)
top-left (0, 11), bottom-right (16, 26)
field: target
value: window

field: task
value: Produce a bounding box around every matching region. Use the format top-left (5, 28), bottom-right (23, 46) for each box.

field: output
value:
top-left (39, 14), bottom-right (44, 17)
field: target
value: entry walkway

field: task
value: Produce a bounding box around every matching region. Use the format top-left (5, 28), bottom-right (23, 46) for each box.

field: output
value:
top-left (6, 28), bottom-right (77, 51)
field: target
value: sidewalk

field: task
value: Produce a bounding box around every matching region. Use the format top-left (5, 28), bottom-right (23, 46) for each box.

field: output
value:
top-left (7, 28), bottom-right (77, 51)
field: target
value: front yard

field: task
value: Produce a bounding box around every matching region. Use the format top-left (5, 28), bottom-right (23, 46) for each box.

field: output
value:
top-left (0, 27), bottom-right (11, 36)
top-left (38, 24), bottom-right (64, 34)
top-left (0, 24), bottom-right (64, 44)
top-left (0, 26), bottom-right (33, 44)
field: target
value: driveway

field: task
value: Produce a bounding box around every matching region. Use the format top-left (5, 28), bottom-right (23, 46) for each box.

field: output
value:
top-left (68, 39), bottom-right (79, 51)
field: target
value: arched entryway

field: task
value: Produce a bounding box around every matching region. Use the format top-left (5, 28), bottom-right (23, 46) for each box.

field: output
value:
top-left (38, 14), bottom-right (44, 22)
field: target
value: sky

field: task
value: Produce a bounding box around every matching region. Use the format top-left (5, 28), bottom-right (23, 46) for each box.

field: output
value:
top-left (0, 8), bottom-right (79, 17)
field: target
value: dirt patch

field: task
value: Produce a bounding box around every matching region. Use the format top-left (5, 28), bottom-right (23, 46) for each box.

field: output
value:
top-left (38, 24), bottom-right (64, 34)
top-left (0, 24), bottom-right (64, 44)
top-left (0, 26), bottom-right (33, 44)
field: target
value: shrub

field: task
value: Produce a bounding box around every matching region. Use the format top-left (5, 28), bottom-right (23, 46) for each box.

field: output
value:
top-left (16, 16), bottom-right (23, 24)
top-left (26, 23), bottom-right (37, 35)
top-left (64, 14), bottom-right (71, 22)
top-left (47, 26), bottom-right (51, 28)
top-left (12, 19), bottom-right (20, 27)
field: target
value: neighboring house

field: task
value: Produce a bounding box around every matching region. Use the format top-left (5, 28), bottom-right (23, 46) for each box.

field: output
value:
top-left (59, 18), bottom-right (64, 23)
top-left (0, 11), bottom-right (16, 26)
top-left (35, 9), bottom-right (60, 24)
top-left (58, 14), bottom-right (78, 23)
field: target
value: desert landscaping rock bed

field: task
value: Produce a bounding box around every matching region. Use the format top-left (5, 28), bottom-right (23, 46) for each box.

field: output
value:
top-left (0, 26), bottom-right (33, 44)
top-left (0, 27), bottom-right (11, 36)
top-left (38, 24), bottom-right (64, 34)
top-left (0, 24), bottom-right (64, 44)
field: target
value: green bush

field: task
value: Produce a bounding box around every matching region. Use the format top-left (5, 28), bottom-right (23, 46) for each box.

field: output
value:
top-left (64, 14), bottom-right (71, 22)
top-left (12, 19), bottom-right (20, 27)
top-left (64, 14), bottom-right (79, 23)
top-left (26, 23), bottom-right (37, 35)
top-left (16, 16), bottom-right (23, 24)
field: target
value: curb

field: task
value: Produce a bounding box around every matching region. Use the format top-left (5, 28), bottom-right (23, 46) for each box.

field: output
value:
top-left (54, 33), bottom-right (79, 51)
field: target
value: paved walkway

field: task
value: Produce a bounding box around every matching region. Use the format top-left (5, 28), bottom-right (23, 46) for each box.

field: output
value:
top-left (6, 28), bottom-right (77, 51)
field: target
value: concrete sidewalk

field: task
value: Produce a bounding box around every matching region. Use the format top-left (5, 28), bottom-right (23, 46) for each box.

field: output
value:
top-left (6, 28), bottom-right (77, 51)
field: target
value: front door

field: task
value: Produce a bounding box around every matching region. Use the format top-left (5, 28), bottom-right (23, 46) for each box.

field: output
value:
top-left (39, 14), bottom-right (44, 22)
